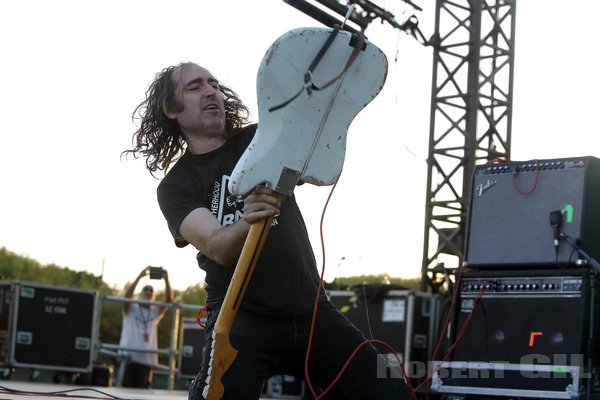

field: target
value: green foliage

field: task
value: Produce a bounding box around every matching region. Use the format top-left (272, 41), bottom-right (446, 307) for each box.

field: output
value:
top-left (0, 247), bottom-right (115, 293)
top-left (178, 283), bottom-right (208, 319)
top-left (327, 274), bottom-right (421, 291)
top-left (97, 298), bottom-right (124, 364)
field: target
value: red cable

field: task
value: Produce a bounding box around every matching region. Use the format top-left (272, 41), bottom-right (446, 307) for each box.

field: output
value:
top-left (423, 284), bottom-right (487, 400)
top-left (512, 159), bottom-right (539, 195)
top-left (196, 305), bottom-right (207, 328)
top-left (303, 179), bottom-right (337, 398)
top-left (415, 268), bottom-right (464, 392)
top-left (303, 180), bottom-right (417, 399)
top-left (440, 284), bottom-right (486, 359)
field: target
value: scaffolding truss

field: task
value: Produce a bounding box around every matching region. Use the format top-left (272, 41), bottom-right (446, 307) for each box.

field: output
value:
top-left (420, 0), bottom-right (516, 292)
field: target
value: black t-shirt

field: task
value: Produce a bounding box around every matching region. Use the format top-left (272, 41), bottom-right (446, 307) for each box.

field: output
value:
top-left (157, 124), bottom-right (322, 315)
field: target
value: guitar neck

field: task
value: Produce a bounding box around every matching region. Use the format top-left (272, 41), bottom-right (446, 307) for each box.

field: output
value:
top-left (203, 193), bottom-right (286, 400)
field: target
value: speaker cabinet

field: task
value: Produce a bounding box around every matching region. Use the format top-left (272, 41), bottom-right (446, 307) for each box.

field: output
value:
top-left (432, 268), bottom-right (600, 399)
top-left (0, 281), bottom-right (98, 372)
top-left (465, 156), bottom-right (600, 267)
top-left (178, 318), bottom-right (206, 379)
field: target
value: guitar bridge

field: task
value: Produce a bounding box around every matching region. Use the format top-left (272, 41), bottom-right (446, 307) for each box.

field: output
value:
top-left (276, 167), bottom-right (301, 195)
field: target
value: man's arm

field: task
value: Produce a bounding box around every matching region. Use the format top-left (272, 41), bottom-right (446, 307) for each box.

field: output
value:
top-left (159, 268), bottom-right (173, 318)
top-left (123, 267), bottom-right (149, 314)
top-left (179, 186), bottom-right (281, 267)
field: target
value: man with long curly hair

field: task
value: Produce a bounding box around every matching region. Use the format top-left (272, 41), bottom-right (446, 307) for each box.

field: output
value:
top-left (124, 62), bottom-right (411, 399)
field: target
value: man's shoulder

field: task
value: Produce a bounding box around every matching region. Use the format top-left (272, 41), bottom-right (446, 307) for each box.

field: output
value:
top-left (157, 153), bottom-right (192, 192)
top-left (162, 152), bottom-right (191, 179)
top-left (231, 124), bottom-right (257, 143)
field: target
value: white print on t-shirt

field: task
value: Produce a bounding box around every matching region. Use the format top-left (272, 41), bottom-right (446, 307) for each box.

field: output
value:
top-left (211, 175), bottom-right (278, 227)
top-left (212, 175), bottom-right (241, 226)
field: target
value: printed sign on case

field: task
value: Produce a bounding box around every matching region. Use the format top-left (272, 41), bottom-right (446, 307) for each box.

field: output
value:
top-left (382, 299), bottom-right (406, 322)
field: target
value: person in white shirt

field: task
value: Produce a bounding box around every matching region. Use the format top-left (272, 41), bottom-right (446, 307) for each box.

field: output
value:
top-left (118, 266), bottom-right (172, 388)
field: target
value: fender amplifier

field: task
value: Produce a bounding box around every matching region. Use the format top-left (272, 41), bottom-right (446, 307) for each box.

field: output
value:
top-left (465, 156), bottom-right (600, 267)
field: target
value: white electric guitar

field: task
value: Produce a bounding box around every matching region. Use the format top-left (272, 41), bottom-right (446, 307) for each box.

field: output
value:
top-left (203, 26), bottom-right (388, 400)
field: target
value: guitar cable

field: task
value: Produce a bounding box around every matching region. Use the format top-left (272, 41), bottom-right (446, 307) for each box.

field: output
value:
top-left (512, 159), bottom-right (540, 196)
top-left (414, 266), bottom-right (465, 394)
top-left (302, 179), bottom-right (418, 400)
top-left (359, 282), bottom-right (376, 341)
top-left (414, 268), bottom-right (488, 400)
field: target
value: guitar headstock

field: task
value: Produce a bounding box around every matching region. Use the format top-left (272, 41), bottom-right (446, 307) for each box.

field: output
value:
top-left (202, 329), bottom-right (238, 400)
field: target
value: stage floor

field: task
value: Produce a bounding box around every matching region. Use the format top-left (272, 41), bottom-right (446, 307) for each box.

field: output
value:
top-left (0, 381), bottom-right (189, 399)
top-left (0, 381), bottom-right (281, 399)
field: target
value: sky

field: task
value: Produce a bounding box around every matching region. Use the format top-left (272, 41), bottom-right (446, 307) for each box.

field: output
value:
top-left (1, 0), bottom-right (599, 292)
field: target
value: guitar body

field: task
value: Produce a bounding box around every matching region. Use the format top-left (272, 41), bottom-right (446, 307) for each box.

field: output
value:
top-left (228, 26), bottom-right (388, 197)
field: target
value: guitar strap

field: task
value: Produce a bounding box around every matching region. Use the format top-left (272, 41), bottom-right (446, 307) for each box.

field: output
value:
top-left (269, 25), bottom-right (365, 112)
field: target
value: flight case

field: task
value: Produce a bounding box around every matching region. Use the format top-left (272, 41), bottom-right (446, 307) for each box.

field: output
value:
top-left (0, 281), bottom-right (99, 372)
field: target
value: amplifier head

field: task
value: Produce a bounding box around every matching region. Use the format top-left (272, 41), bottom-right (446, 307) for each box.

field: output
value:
top-left (465, 156), bottom-right (600, 267)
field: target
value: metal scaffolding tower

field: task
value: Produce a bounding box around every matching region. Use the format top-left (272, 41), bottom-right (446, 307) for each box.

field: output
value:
top-left (420, 0), bottom-right (516, 292)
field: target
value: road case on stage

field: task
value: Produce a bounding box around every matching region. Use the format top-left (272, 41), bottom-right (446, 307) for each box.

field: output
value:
top-left (327, 287), bottom-right (440, 387)
top-left (432, 361), bottom-right (586, 399)
top-left (262, 374), bottom-right (306, 398)
top-left (178, 317), bottom-right (206, 379)
top-left (0, 281), bottom-right (99, 372)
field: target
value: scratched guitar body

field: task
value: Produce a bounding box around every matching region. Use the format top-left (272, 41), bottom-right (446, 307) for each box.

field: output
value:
top-left (229, 26), bottom-right (388, 197)
top-left (203, 26), bottom-right (387, 399)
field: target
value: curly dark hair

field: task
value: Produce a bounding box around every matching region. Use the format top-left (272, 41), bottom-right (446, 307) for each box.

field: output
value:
top-left (122, 62), bottom-right (251, 175)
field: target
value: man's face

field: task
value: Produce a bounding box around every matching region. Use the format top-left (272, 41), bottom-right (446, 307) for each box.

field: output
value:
top-left (167, 64), bottom-right (226, 137)
top-left (140, 285), bottom-right (154, 300)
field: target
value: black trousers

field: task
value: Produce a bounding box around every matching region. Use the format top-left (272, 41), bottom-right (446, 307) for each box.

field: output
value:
top-left (189, 299), bottom-right (413, 399)
top-left (122, 361), bottom-right (152, 389)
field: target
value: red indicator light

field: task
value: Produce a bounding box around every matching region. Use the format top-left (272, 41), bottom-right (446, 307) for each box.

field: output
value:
top-left (529, 331), bottom-right (543, 347)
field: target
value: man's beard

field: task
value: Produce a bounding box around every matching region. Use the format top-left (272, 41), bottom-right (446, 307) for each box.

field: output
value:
top-left (199, 115), bottom-right (226, 137)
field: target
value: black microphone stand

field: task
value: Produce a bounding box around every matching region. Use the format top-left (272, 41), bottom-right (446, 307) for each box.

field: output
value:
top-left (561, 233), bottom-right (599, 400)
